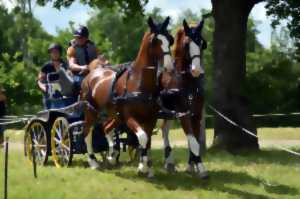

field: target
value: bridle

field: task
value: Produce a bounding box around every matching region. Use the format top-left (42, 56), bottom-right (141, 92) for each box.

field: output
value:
top-left (183, 38), bottom-right (204, 73)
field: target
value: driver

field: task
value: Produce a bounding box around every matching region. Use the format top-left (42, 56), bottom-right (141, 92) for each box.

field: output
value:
top-left (67, 26), bottom-right (108, 91)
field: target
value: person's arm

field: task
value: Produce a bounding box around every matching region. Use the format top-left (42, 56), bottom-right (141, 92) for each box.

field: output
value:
top-left (67, 47), bottom-right (88, 73)
top-left (37, 72), bottom-right (47, 93)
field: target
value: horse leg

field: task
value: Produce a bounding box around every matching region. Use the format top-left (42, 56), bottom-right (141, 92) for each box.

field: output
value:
top-left (161, 119), bottom-right (176, 172)
top-left (180, 116), bottom-right (208, 179)
top-left (143, 120), bottom-right (157, 178)
top-left (189, 115), bottom-right (208, 179)
top-left (103, 118), bottom-right (119, 165)
top-left (126, 117), bottom-right (153, 178)
top-left (83, 109), bottom-right (99, 169)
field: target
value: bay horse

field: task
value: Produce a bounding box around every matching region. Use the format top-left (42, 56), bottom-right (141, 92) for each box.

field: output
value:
top-left (81, 17), bottom-right (174, 178)
top-left (159, 19), bottom-right (208, 178)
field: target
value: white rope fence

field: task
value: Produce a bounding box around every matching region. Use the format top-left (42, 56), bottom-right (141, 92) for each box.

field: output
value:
top-left (0, 115), bottom-right (32, 126)
top-left (208, 105), bottom-right (300, 157)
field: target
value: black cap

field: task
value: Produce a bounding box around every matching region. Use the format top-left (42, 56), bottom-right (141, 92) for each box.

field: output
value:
top-left (73, 26), bottom-right (89, 38)
top-left (48, 43), bottom-right (63, 53)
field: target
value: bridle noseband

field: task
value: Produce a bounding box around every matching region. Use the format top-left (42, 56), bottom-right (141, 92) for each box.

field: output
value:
top-left (190, 54), bottom-right (201, 62)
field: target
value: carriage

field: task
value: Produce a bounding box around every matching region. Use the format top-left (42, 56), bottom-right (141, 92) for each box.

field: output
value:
top-left (24, 71), bottom-right (138, 168)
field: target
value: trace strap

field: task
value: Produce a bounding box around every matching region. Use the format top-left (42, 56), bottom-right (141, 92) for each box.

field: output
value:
top-left (208, 105), bottom-right (300, 157)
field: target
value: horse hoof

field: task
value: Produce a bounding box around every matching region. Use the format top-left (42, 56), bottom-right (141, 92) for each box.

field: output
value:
top-left (137, 169), bottom-right (154, 179)
top-left (107, 156), bottom-right (117, 165)
top-left (195, 163), bottom-right (209, 179)
top-left (88, 158), bottom-right (100, 170)
top-left (147, 171), bottom-right (154, 179)
top-left (197, 171), bottom-right (209, 180)
top-left (137, 170), bottom-right (147, 177)
top-left (165, 163), bottom-right (176, 173)
top-left (185, 164), bottom-right (194, 174)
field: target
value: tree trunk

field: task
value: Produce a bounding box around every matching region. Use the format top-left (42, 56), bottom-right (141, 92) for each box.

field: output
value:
top-left (211, 0), bottom-right (259, 151)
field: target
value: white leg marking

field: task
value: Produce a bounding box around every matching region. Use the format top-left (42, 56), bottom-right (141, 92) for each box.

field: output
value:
top-left (85, 131), bottom-right (93, 155)
top-left (136, 127), bottom-right (148, 149)
top-left (187, 134), bottom-right (200, 156)
top-left (105, 130), bottom-right (118, 164)
top-left (162, 120), bottom-right (171, 147)
top-left (85, 131), bottom-right (99, 169)
top-left (105, 131), bottom-right (114, 155)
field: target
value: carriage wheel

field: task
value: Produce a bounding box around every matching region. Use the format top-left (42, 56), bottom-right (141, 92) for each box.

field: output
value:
top-left (24, 121), bottom-right (48, 165)
top-left (51, 117), bottom-right (73, 168)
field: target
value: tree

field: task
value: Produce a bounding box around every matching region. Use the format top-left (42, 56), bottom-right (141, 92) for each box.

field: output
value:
top-left (266, 0), bottom-right (300, 60)
top-left (87, 7), bottom-right (164, 63)
top-left (36, 0), bottom-right (148, 16)
top-left (0, 4), bottom-right (52, 114)
top-left (87, 6), bottom-right (147, 63)
top-left (210, 0), bottom-right (265, 150)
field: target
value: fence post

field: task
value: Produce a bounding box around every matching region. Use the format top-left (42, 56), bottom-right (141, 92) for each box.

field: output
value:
top-left (4, 137), bottom-right (9, 199)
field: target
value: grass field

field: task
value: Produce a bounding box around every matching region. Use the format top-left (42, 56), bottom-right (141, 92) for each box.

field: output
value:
top-left (0, 128), bottom-right (300, 199)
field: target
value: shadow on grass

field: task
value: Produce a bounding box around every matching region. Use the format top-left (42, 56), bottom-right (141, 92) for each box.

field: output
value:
top-left (114, 147), bottom-right (299, 199)
top-left (205, 147), bottom-right (300, 166)
top-left (42, 147), bottom-right (299, 199)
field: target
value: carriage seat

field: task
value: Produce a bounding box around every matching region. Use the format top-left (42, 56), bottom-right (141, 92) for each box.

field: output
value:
top-left (45, 71), bottom-right (77, 109)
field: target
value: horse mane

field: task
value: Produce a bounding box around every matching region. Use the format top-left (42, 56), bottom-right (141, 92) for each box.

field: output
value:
top-left (173, 28), bottom-right (186, 71)
top-left (173, 29), bottom-right (185, 57)
top-left (133, 31), bottom-right (152, 70)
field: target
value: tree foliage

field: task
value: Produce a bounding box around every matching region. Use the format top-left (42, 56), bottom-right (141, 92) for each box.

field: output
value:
top-left (266, 0), bottom-right (300, 59)
top-left (0, 1), bottom-right (300, 116)
top-left (0, 4), bottom-right (52, 113)
top-left (36, 0), bottom-right (147, 16)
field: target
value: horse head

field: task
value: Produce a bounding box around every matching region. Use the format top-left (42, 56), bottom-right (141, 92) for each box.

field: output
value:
top-left (147, 16), bottom-right (174, 72)
top-left (178, 19), bottom-right (207, 77)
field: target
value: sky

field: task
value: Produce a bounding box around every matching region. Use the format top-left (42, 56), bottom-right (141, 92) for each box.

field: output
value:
top-left (3, 0), bottom-right (272, 48)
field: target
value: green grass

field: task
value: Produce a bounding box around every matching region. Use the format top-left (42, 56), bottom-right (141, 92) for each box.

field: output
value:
top-left (0, 128), bottom-right (300, 199)
top-left (3, 127), bottom-right (300, 144)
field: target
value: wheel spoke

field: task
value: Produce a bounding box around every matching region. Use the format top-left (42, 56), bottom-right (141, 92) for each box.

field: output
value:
top-left (61, 143), bottom-right (70, 151)
top-left (55, 127), bottom-right (62, 140)
top-left (40, 149), bottom-right (46, 157)
top-left (34, 144), bottom-right (47, 147)
top-left (32, 128), bottom-right (37, 141)
top-left (36, 126), bottom-right (42, 140)
top-left (51, 118), bottom-right (71, 166)
top-left (54, 137), bottom-right (61, 144)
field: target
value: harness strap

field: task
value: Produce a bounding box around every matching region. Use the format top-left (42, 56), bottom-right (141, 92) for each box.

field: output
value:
top-left (124, 69), bottom-right (132, 96)
top-left (163, 51), bottom-right (171, 56)
top-left (190, 54), bottom-right (201, 61)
